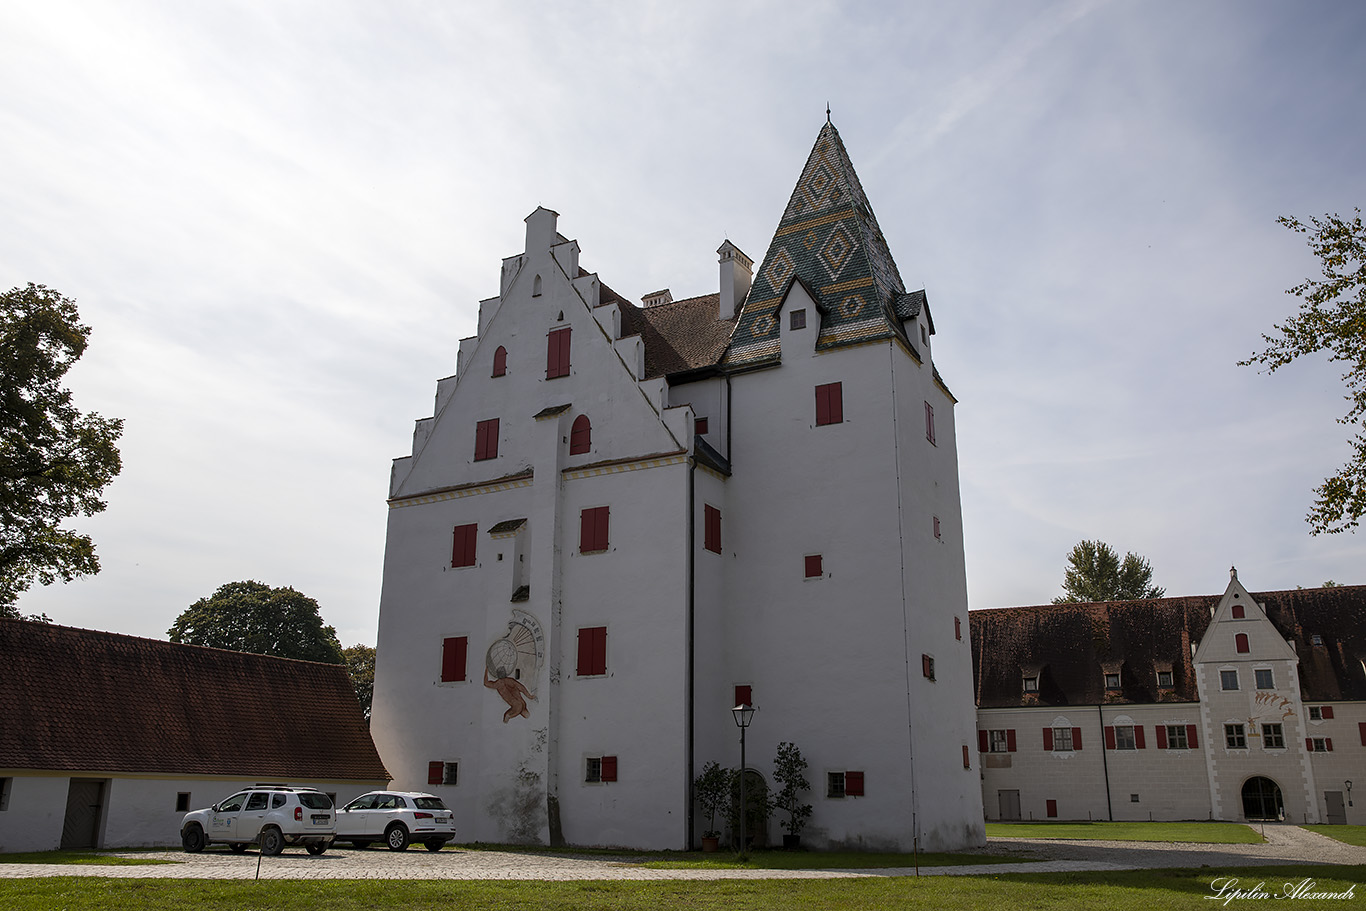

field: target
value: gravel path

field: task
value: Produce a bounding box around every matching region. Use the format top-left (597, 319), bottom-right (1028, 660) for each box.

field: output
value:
top-left (1, 824), bottom-right (1362, 880)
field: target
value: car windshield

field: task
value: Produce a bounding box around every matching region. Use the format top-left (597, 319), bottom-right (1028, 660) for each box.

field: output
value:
top-left (413, 797), bottom-right (448, 810)
top-left (298, 793), bottom-right (333, 810)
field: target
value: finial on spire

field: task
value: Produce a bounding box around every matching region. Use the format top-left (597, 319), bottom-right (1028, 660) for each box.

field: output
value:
top-left (826, 102), bottom-right (831, 124)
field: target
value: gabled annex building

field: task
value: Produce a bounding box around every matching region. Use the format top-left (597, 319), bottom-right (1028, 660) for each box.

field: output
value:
top-left (972, 571), bottom-right (1366, 825)
top-left (0, 620), bottom-right (387, 852)
top-left (371, 122), bottom-right (985, 851)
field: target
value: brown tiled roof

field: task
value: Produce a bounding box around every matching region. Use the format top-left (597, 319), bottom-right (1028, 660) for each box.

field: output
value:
top-left (0, 620), bottom-right (389, 780)
top-left (971, 585), bottom-right (1366, 708)
top-left (618, 294), bottom-right (735, 380)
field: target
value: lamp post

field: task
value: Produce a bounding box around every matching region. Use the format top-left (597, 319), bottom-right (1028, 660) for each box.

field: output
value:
top-left (1347, 780), bottom-right (1354, 808)
top-left (731, 702), bottom-right (756, 853)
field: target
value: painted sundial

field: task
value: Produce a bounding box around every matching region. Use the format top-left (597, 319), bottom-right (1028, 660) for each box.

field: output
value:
top-left (483, 609), bottom-right (545, 724)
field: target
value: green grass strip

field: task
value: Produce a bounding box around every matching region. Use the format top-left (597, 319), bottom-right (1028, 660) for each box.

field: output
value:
top-left (641, 849), bottom-right (1022, 869)
top-left (1303, 825), bottom-right (1366, 847)
top-left (1, 866), bottom-right (1361, 910)
top-left (0, 850), bottom-right (175, 866)
top-left (985, 821), bottom-right (1263, 844)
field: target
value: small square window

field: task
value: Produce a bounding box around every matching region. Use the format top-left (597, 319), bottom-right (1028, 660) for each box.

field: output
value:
top-left (989, 730), bottom-right (1010, 753)
top-left (1157, 670), bottom-right (1173, 688)
top-left (586, 757), bottom-right (602, 783)
top-left (1311, 633), bottom-right (1324, 647)
top-left (1104, 672), bottom-right (1120, 690)
top-left (1311, 737), bottom-right (1330, 753)
top-left (1130, 793), bottom-right (1140, 803)
top-left (1232, 604), bottom-right (1245, 619)
top-left (1023, 676), bottom-right (1038, 693)
top-left (827, 771), bottom-right (845, 799)
top-left (1114, 726), bottom-right (1136, 750)
top-left (1052, 727), bottom-right (1074, 751)
top-left (790, 309), bottom-right (806, 330)
top-left (1220, 670), bottom-right (1239, 691)
top-left (1255, 669), bottom-right (1274, 689)
top-left (1309, 706), bottom-right (1322, 721)
top-left (1262, 724), bottom-right (1284, 748)
top-left (1225, 724), bottom-right (1247, 749)
top-left (175, 792), bottom-right (190, 813)
top-left (804, 554), bottom-right (823, 578)
top-left (1166, 725), bottom-right (1189, 750)
top-left (444, 762), bottom-right (459, 785)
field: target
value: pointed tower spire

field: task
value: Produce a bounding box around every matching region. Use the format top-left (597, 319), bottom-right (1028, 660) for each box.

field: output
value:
top-left (726, 122), bottom-right (920, 367)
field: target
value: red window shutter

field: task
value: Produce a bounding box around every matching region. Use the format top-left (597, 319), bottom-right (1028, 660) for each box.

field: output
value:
top-left (1307, 737), bottom-right (1315, 752)
top-left (815, 383), bottom-right (843, 425)
top-left (593, 627), bottom-right (607, 675)
top-left (441, 637), bottom-right (467, 682)
top-left (1134, 726), bottom-right (1146, 749)
top-left (1327, 738), bottom-right (1334, 752)
top-left (844, 771), bottom-right (864, 797)
top-left (601, 756), bottom-right (618, 782)
top-left (1072, 727), bottom-right (1083, 751)
top-left (735, 685), bottom-right (752, 708)
top-left (924, 401), bottom-right (935, 444)
top-left (704, 505), bottom-right (721, 554)
top-left (492, 346), bottom-right (507, 377)
top-left (1232, 604), bottom-right (1245, 619)
top-left (1046, 799), bottom-right (1057, 818)
top-left (577, 627), bottom-right (607, 676)
top-left (978, 730), bottom-right (989, 753)
top-left (695, 417), bottom-right (708, 435)
top-left (1006, 729), bottom-right (1017, 752)
top-left (1322, 706), bottom-right (1335, 720)
top-left (828, 383), bottom-right (843, 424)
top-left (922, 654), bottom-right (933, 678)
top-left (428, 762), bottom-right (444, 786)
top-left (1358, 722), bottom-right (1366, 746)
top-left (577, 628), bottom-right (592, 676)
top-left (1187, 724), bottom-right (1199, 749)
top-left (1156, 726), bottom-right (1168, 749)
top-left (1235, 633), bottom-right (1250, 654)
top-left (962, 744), bottom-right (970, 768)
top-left (815, 385), bottom-right (829, 425)
top-left (954, 616), bottom-right (961, 640)
top-left (804, 554), bottom-right (822, 578)
top-left (547, 327), bottom-right (571, 378)
top-left (580, 507), bottom-right (609, 553)
top-left (570, 415), bottom-right (592, 454)
top-left (475, 418), bottom-right (499, 461)
top-left (1043, 728), bottom-right (1053, 751)
top-left (934, 516), bottom-right (941, 539)
top-left (451, 524), bottom-right (477, 567)
top-left (1105, 726), bottom-right (1116, 750)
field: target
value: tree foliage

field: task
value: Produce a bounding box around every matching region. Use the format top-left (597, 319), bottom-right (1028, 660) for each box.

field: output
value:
top-left (343, 643), bottom-right (375, 721)
top-left (1053, 540), bottom-right (1164, 603)
top-left (0, 284), bottom-right (123, 612)
top-left (770, 741), bottom-right (813, 836)
top-left (168, 580), bottom-right (344, 664)
top-left (1241, 209), bottom-right (1366, 534)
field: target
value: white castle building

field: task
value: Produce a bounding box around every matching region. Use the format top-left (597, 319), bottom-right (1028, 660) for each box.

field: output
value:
top-left (370, 122), bottom-right (985, 851)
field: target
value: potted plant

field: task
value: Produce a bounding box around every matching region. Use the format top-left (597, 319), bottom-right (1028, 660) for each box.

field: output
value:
top-left (693, 760), bottom-right (730, 852)
top-left (771, 741), bottom-right (812, 849)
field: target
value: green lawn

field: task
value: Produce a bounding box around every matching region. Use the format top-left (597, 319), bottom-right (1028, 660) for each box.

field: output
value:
top-left (0, 850), bottom-right (175, 866)
top-left (640, 849), bottom-right (1020, 869)
top-left (985, 821), bottom-right (1263, 844)
top-left (2, 867), bottom-right (1360, 910)
top-left (1303, 825), bottom-right (1366, 847)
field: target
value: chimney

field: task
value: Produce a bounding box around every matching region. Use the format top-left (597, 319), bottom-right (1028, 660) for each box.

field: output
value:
top-left (718, 240), bottom-right (753, 320)
top-left (642, 289), bottom-right (674, 308)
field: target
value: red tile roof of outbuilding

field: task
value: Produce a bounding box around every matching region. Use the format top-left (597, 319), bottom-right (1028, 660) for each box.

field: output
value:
top-left (0, 620), bottom-right (389, 781)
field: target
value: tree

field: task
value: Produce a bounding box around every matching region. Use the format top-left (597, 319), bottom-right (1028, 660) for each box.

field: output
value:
top-left (168, 581), bottom-right (344, 664)
top-left (1053, 540), bottom-right (1164, 603)
top-left (1240, 209), bottom-right (1366, 534)
top-left (770, 741), bottom-right (813, 838)
top-left (343, 643), bottom-right (375, 721)
top-left (0, 284), bottom-right (123, 612)
top-left (692, 760), bottom-right (731, 840)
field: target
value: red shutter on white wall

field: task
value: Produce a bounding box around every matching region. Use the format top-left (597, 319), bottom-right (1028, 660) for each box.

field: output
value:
top-left (1327, 738), bottom-right (1334, 752)
top-left (601, 755), bottom-right (618, 782)
top-left (1046, 799), bottom-right (1057, 818)
top-left (1006, 729), bottom-right (1017, 752)
top-left (844, 771), bottom-right (864, 796)
top-left (1156, 726), bottom-right (1168, 749)
top-left (1307, 738), bottom-right (1315, 752)
top-left (1359, 722), bottom-right (1366, 746)
top-left (1043, 728), bottom-right (1053, 751)
top-left (735, 685), bottom-right (752, 708)
top-left (978, 731), bottom-right (989, 753)
top-left (1135, 726), bottom-right (1146, 749)
top-left (428, 762), bottom-right (444, 786)
top-left (1187, 725), bottom-right (1199, 749)
top-left (1072, 727), bottom-right (1083, 750)
top-left (1105, 726), bottom-right (1116, 750)
top-left (1322, 706), bottom-right (1335, 719)
top-left (441, 637), bottom-right (467, 682)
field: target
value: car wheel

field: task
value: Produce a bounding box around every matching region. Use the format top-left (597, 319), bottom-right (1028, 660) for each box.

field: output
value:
top-left (305, 842), bottom-right (327, 856)
top-left (385, 823), bottom-right (410, 852)
top-left (181, 824), bottom-right (206, 853)
top-left (424, 839), bottom-right (447, 852)
top-left (260, 826), bottom-right (285, 856)
top-left (228, 842), bottom-right (248, 854)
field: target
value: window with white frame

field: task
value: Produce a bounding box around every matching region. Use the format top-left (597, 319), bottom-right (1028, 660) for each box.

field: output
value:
top-left (1166, 725), bottom-right (1189, 749)
top-left (1157, 670), bottom-right (1173, 688)
top-left (1114, 725), bottom-right (1137, 750)
top-left (1262, 723), bottom-right (1285, 749)
top-left (989, 730), bottom-right (1010, 753)
top-left (1225, 724), bottom-right (1247, 749)
top-left (1052, 727), bottom-right (1074, 751)
top-left (1220, 669), bottom-right (1239, 691)
top-left (1023, 676), bottom-right (1038, 693)
top-left (1104, 672), bottom-right (1121, 690)
top-left (1255, 668), bottom-right (1274, 689)
top-left (1309, 706), bottom-right (1323, 721)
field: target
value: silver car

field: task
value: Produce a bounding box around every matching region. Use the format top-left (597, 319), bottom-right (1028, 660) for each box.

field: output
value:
top-left (335, 790), bottom-right (455, 851)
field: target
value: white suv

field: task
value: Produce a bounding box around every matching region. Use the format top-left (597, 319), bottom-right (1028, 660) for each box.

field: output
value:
top-left (336, 790), bottom-right (455, 851)
top-left (180, 786), bottom-right (335, 855)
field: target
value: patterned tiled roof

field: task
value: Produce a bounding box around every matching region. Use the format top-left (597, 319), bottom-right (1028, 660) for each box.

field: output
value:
top-left (0, 620), bottom-right (389, 780)
top-left (726, 122), bottom-right (914, 367)
top-left (971, 585), bottom-right (1366, 708)
top-left (619, 294), bottom-right (736, 380)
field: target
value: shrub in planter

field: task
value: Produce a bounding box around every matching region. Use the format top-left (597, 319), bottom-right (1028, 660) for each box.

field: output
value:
top-left (771, 741), bottom-right (812, 845)
top-left (693, 760), bottom-right (731, 845)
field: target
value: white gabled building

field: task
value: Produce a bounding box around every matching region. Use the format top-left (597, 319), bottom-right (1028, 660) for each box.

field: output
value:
top-left (371, 122), bottom-right (984, 851)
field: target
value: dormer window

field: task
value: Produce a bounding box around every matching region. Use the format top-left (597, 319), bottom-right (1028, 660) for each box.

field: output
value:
top-left (1023, 676), bottom-right (1039, 693)
top-left (1104, 672), bottom-right (1121, 690)
top-left (1311, 633), bottom-right (1324, 647)
top-left (790, 309), bottom-right (806, 330)
top-left (1157, 670), bottom-right (1174, 688)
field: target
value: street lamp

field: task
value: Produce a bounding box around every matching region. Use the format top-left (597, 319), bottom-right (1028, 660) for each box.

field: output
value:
top-left (732, 703), bottom-right (756, 853)
top-left (1347, 780), bottom-right (1354, 808)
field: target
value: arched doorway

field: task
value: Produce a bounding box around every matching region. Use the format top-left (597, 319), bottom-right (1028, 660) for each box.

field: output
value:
top-left (728, 769), bottom-right (770, 849)
top-left (1242, 776), bottom-right (1284, 820)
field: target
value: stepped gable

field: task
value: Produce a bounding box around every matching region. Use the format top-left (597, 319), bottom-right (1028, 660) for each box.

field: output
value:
top-left (618, 293), bottom-right (735, 380)
top-left (0, 620), bottom-right (388, 781)
top-left (970, 584), bottom-right (1366, 708)
top-left (726, 121), bottom-right (918, 367)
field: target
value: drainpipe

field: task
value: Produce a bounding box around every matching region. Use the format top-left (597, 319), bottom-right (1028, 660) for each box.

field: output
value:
top-left (1098, 704), bottom-right (1113, 821)
top-left (686, 458), bottom-right (696, 849)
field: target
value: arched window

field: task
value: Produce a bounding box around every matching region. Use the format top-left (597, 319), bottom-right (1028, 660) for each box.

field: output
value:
top-left (492, 346), bottom-right (507, 377)
top-left (1235, 633), bottom-right (1250, 654)
top-left (570, 414), bottom-right (592, 454)
top-left (533, 274), bottom-right (543, 297)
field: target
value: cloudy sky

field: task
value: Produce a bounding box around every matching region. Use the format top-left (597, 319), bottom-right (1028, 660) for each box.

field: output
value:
top-left (4, 0), bottom-right (1364, 646)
